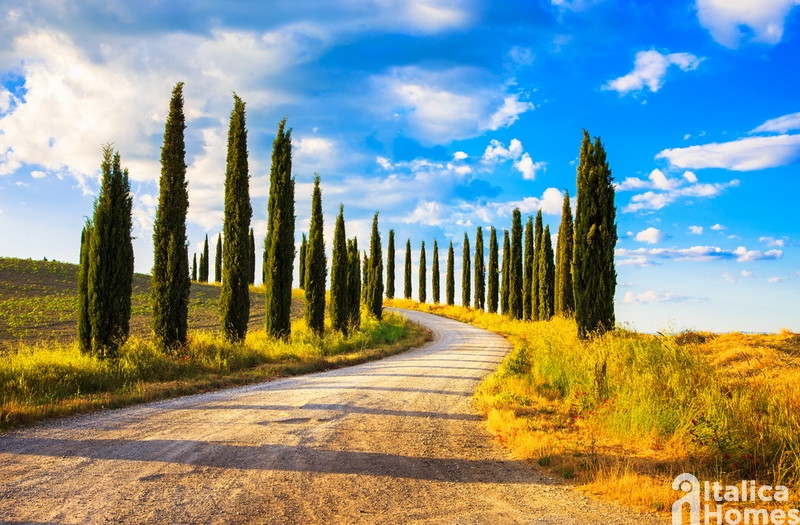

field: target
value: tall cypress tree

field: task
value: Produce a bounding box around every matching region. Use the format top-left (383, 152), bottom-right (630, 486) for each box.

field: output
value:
top-left (386, 229), bottom-right (395, 299)
top-left (249, 228), bottom-right (255, 285)
top-left (365, 212), bottom-right (383, 320)
top-left (151, 82), bottom-right (190, 349)
top-left (509, 209), bottom-right (523, 319)
top-left (330, 204), bottom-right (348, 335)
top-left (432, 239), bottom-right (440, 304)
top-left (403, 239), bottom-right (412, 299)
top-left (298, 233), bottom-right (307, 289)
top-left (347, 237), bottom-right (361, 331)
top-left (555, 191), bottom-right (575, 316)
top-left (219, 94), bottom-right (253, 342)
top-left (201, 234), bottom-right (209, 283)
top-left (474, 226), bottom-right (485, 311)
top-left (418, 241), bottom-right (427, 303)
top-left (192, 253), bottom-right (197, 281)
top-left (573, 130), bottom-right (617, 338)
top-left (214, 234), bottom-right (222, 283)
top-left (305, 175), bottom-right (326, 335)
top-left (78, 221), bottom-right (92, 353)
top-left (500, 230), bottom-right (510, 315)
top-left (361, 251), bottom-right (369, 304)
top-left (446, 241), bottom-right (455, 306)
top-left (88, 146), bottom-right (133, 358)
top-left (523, 216), bottom-right (534, 320)
top-left (533, 210), bottom-right (543, 321)
top-left (487, 227), bottom-right (499, 314)
top-left (265, 118), bottom-right (295, 339)
top-left (539, 224), bottom-right (555, 321)
top-left (462, 233), bottom-right (471, 308)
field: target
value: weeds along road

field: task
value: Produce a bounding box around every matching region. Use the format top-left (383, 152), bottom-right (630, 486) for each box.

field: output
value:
top-left (0, 309), bottom-right (666, 525)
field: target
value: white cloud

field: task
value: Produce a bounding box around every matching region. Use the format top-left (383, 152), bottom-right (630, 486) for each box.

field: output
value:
top-left (603, 50), bottom-right (702, 95)
top-left (648, 168), bottom-right (680, 190)
top-left (751, 112), bottom-right (800, 134)
top-left (616, 245), bottom-right (783, 266)
top-left (483, 138), bottom-right (523, 161)
top-left (683, 171), bottom-right (698, 183)
top-left (0, 87), bottom-right (12, 114)
top-left (453, 151), bottom-right (468, 160)
top-left (622, 290), bottom-right (691, 304)
top-left (722, 272), bottom-right (737, 283)
top-left (404, 200), bottom-right (448, 226)
top-left (656, 134), bottom-right (800, 171)
top-left (484, 94), bottom-right (535, 131)
top-left (376, 156), bottom-right (392, 169)
top-left (514, 153), bottom-right (546, 180)
top-left (499, 187), bottom-right (565, 216)
top-left (30, 170), bottom-right (45, 179)
top-left (615, 176), bottom-right (651, 191)
top-left (711, 223), bottom-right (725, 230)
top-left (635, 227), bottom-right (667, 244)
top-left (616, 169), bottom-right (686, 192)
top-left (696, 0), bottom-right (800, 48)
top-left (768, 277), bottom-right (789, 284)
top-left (623, 179), bottom-right (738, 212)
top-left (688, 225), bottom-right (703, 235)
top-left (759, 236), bottom-right (786, 247)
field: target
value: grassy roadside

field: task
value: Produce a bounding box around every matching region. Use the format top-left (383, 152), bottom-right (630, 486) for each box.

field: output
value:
top-left (387, 298), bottom-right (800, 514)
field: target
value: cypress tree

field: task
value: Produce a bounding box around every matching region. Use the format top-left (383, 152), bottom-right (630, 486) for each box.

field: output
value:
top-left (523, 216), bottom-right (533, 320)
top-left (508, 209), bottom-right (523, 319)
top-left (403, 239), bottom-right (412, 299)
top-left (362, 251), bottom-right (369, 305)
top-left (264, 118), bottom-right (295, 339)
top-left (198, 252), bottom-right (205, 283)
top-left (555, 191), bottom-right (575, 316)
top-left (219, 94), bottom-right (253, 342)
top-left (474, 226), bottom-right (485, 311)
top-left (151, 82), bottom-right (190, 349)
top-left (500, 230), bottom-right (510, 315)
top-left (88, 146), bottom-right (133, 358)
top-left (539, 224), bottom-right (555, 320)
top-left (533, 210), bottom-right (543, 320)
top-left (192, 253), bottom-right (197, 281)
top-left (330, 204), bottom-right (348, 335)
top-left (249, 228), bottom-right (255, 285)
top-left (305, 175), bottom-right (326, 335)
top-left (347, 238), bottom-right (361, 331)
top-left (77, 221), bottom-right (92, 354)
top-left (386, 229), bottom-right (395, 299)
top-left (487, 227), bottom-right (499, 314)
top-left (201, 234), bottom-right (209, 283)
top-left (298, 233), bottom-right (307, 289)
top-left (462, 233), bottom-right (471, 308)
top-left (418, 241), bottom-right (427, 303)
top-left (366, 212), bottom-right (383, 320)
top-left (446, 241), bottom-right (455, 306)
top-left (432, 239), bottom-right (440, 304)
top-left (573, 130), bottom-right (617, 338)
top-left (214, 234), bottom-right (222, 283)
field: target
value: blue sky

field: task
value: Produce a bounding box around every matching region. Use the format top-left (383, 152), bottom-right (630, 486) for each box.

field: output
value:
top-left (1, 0), bottom-right (799, 332)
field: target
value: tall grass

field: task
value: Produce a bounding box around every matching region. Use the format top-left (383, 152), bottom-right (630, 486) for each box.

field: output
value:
top-left (388, 299), bottom-right (800, 511)
top-left (0, 312), bottom-right (427, 430)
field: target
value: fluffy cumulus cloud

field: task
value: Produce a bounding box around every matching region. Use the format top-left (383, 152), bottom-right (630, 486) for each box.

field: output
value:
top-left (514, 153), bottom-right (546, 180)
top-left (696, 0), bottom-right (800, 48)
top-left (622, 290), bottom-right (691, 304)
top-left (371, 67), bottom-right (534, 144)
top-left (635, 227), bottom-right (667, 244)
top-left (603, 50), bottom-right (702, 95)
top-left (616, 245), bottom-right (783, 266)
top-left (688, 225), bottom-right (703, 235)
top-left (619, 169), bottom-right (739, 213)
top-left (656, 135), bottom-right (800, 171)
top-left (480, 138), bottom-right (546, 180)
top-left (759, 236), bottom-right (786, 247)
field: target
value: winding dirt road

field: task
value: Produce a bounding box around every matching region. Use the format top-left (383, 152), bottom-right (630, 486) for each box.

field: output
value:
top-left (0, 309), bottom-right (666, 524)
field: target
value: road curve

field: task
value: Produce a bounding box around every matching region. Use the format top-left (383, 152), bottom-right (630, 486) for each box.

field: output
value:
top-left (0, 309), bottom-right (665, 524)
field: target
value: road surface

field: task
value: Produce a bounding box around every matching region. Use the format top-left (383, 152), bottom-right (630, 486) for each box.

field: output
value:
top-left (0, 309), bottom-right (666, 524)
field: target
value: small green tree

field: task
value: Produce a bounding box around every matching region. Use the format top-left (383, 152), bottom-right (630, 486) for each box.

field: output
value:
top-left (298, 233), bottom-right (307, 290)
top-left (462, 233), bottom-right (471, 308)
top-left (474, 226), bottom-right (485, 311)
top-left (192, 253), bottom-right (197, 281)
top-left (418, 240), bottom-right (427, 303)
top-left (555, 191), bottom-right (575, 316)
top-left (151, 82), bottom-right (190, 349)
top-left (305, 175), bottom-right (327, 335)
top-left (500, 230), bottom-right (510, 315)
top-left (539, 224), bottom-right (555, 320)
top-left (386, 229), bottom-right (395, 299)
top-left (404, 239), bottom-right (412, 299)
top-left (219, 93), bottom-right (253, 342)
top-left (361, 251), bottom-right (369, 305)
top-left (487, 227), bottom-right (499, 314)
top-left (523, 216), bottom-right (533, 320)
top-left (533, 210), bottom-right (543, 321)
top-left (508, 209), bottom-right (523, 319)
top-left (366, 212), bottom-right (383, 320)
top-left (214, 233), bottom-right (222, 283)
top-left (446, 241), bottom-right (455, 306)
top-left (432, 239), bottom-right (440, 304)
top-left (249, 228), bottom-right (255, 285)
top-left (330, 204), bottom-right (348, 335)
top-left (201, 234), bottom-right (209, 283)
top-left (77, 221), bottom-right (92, 353)
top-left (347, 237), bottom-right (361, 331)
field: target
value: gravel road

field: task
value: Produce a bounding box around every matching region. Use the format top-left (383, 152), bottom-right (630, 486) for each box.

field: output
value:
top-left (0, 309), bottom-right (667, 524)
